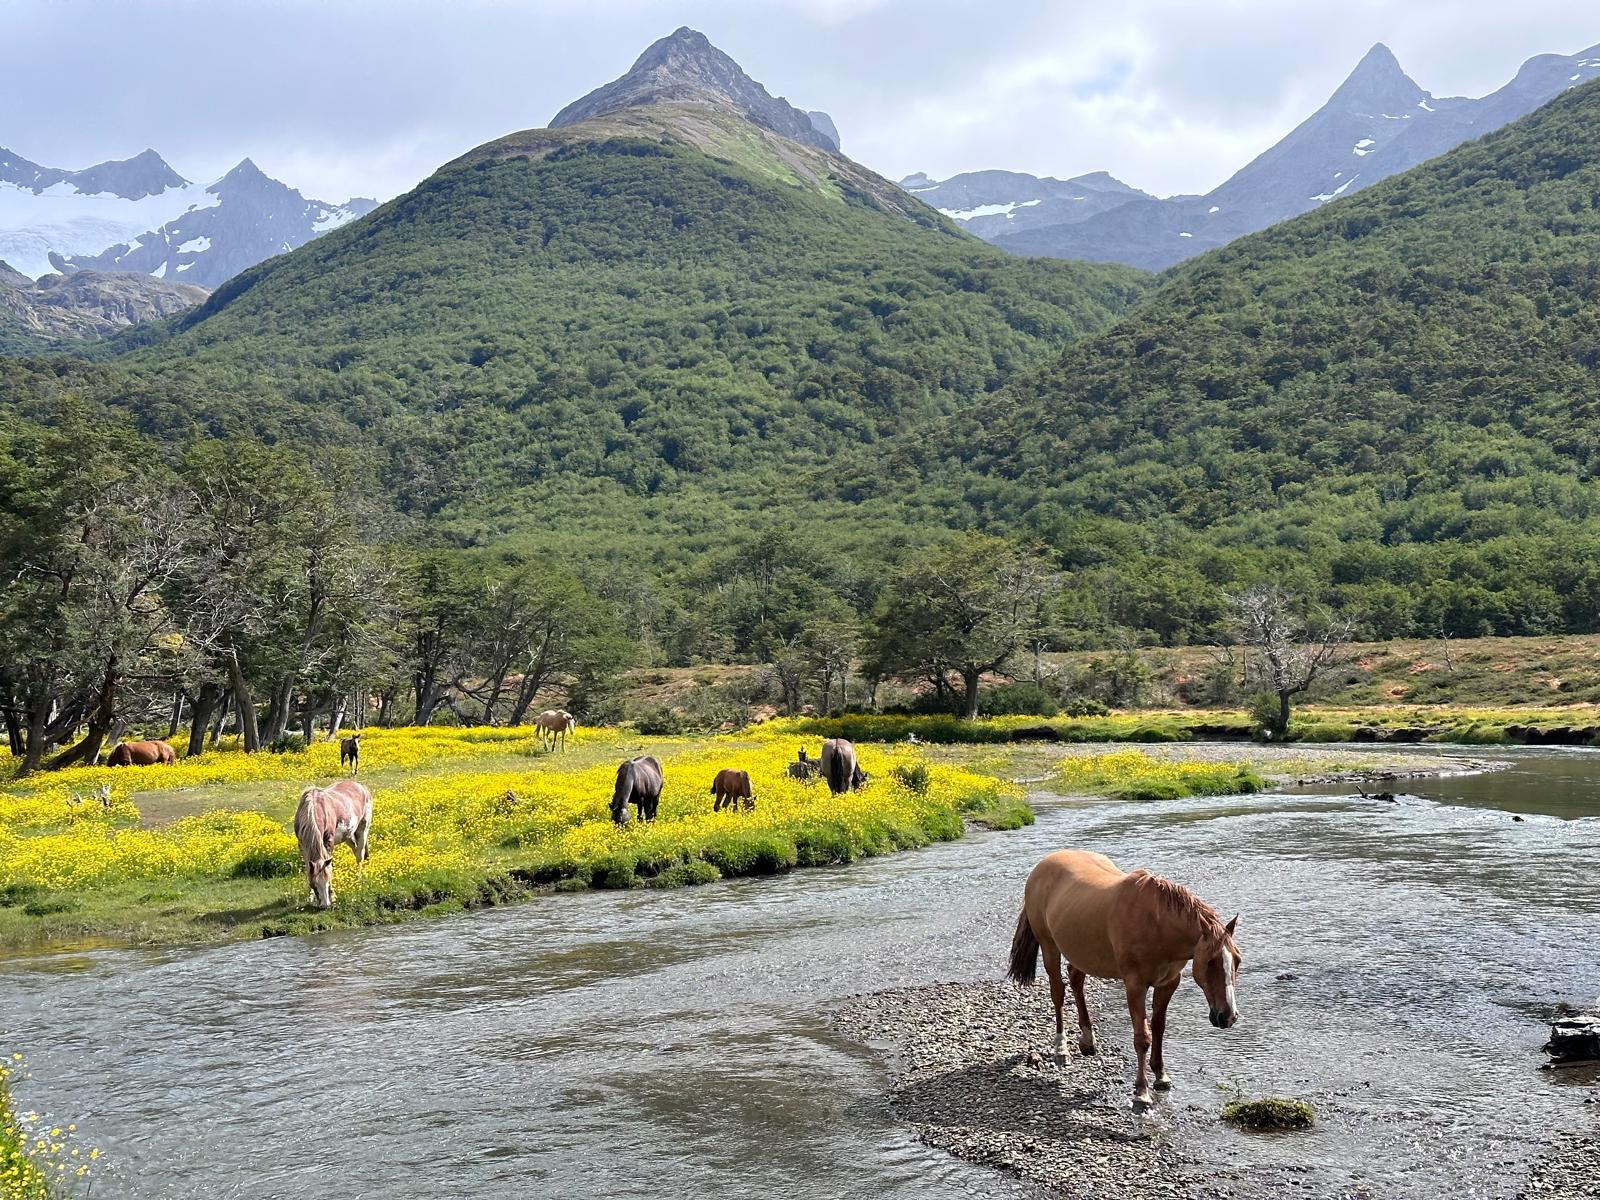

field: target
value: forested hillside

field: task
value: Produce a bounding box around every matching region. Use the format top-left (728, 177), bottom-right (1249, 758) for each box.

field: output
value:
top-left (106, 104), bottom-right (1146, 541)
top-left (897, 77), bottom-right (1600, 641)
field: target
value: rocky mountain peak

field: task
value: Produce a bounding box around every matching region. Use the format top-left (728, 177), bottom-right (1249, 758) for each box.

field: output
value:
top-left (1326, 42), bottom-right (1429, 114)
top-left (549, 27), bottom-right (838, 151)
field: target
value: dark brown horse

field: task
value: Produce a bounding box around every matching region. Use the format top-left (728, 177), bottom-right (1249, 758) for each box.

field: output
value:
top-left (711, 768), bottom-right (755, 812)
top-left (107, 740), bottom-right (176, 767)
top-left (611, 756), bottom-right (663, 824)
top-left (787, 748), bottom-right (819, 782)
top-left (340, 733), bottom-right (361, 775)
top-left (1008, 849), bottom-right (1242, 1110)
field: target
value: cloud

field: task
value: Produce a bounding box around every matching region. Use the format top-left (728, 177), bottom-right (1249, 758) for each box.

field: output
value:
top-left (1, 0), bottom-right (1597, 202)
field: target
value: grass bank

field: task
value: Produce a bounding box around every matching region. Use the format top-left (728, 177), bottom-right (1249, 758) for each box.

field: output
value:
top-left (764, 705), bottom-right (1600, 747)
top-left (0, 1054), bottom-right (98, 1197)
top-left (0, 727), bottom-right (1028, 951)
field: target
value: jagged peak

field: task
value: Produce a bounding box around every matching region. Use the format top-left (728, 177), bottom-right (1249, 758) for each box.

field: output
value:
top-left (1327, 42), bottom-right (1428, 112)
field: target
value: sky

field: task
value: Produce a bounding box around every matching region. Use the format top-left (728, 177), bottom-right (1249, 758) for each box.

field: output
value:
top-left (4, 1), bottom-right (1598, 203)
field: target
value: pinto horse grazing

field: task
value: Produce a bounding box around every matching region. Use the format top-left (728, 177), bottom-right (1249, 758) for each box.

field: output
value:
top-left (1008, 849), bottom-right (1241, 1111)
top-left (711, 768), bottom-right (755, 812)
top-left (339, 733), bottom-right (361, 775)
top-left (611, 756), bottom-right (663, 824)
top-left (294, 779), bottom-right (373, 909)
top-left (819, 738), bottom-right (863, 795)
top-left (535, 709), bottom-right (576, 752)
top-left (107, 740), bottom-right (176, 766)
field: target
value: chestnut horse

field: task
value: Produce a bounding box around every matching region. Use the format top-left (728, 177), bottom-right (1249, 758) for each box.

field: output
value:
top-left (535, 709), bottom-right (576, 752)
top-left (611, 756), bottom-right (663, 824)
top-left (711, 768), bottom-right (755, 812)
top-left (107, 740), bottom-right (176, 766)
top-left (1008, 849), bottom-right (1241, 1110)
top-left (293, 779), bottom-right (373, 909)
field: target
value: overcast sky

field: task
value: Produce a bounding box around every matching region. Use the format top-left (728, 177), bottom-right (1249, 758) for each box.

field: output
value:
top-left (5, 1), bottom-right (1597, 202)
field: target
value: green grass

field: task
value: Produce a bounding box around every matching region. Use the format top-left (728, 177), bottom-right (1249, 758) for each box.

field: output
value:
top-left (1221, 1097), bottom-right (1315, 1130)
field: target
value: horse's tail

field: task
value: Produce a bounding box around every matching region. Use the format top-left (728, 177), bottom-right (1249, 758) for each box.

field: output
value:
top-left (1007, 904), bottom-right (1039, 985)
top-left (826, 749), bottom-right (848, 795)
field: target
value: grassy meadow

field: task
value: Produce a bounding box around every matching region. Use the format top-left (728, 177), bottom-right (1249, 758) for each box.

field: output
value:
top-left (0, 724), bottom-right (1035, 950)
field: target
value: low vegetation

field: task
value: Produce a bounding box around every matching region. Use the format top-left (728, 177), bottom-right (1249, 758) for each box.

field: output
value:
top-left (0, 726), bottom-right (1027, 949)
top-left (1220, 1096), bottom-right (1316, 1131)
top-left (0, 1054), bottom-right (98, 1197)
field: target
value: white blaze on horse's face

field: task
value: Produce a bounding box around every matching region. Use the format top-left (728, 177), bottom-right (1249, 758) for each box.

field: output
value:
top-left (1193, 915), bottom-right (1241, 1030)
top-left (308, 857), bottom-right (335, 909)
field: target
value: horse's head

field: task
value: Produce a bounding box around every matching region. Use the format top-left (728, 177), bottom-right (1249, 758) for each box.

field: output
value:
top-left (1192, 916), bottom-right (1241, 1029)
top-left (308, 831), bottom-right (337, 908)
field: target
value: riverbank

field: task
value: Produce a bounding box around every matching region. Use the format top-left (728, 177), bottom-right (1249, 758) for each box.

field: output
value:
top-left (1524, 1117), bottom-right (1600, 1199)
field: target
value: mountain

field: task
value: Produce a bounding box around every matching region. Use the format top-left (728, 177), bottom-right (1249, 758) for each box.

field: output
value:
top-left (0, 146), bottom-right (203, 279)
top-left (51, 159), bottom-right (377, 288)
top-left (898, 75), bottom-right (1600, 638)
top-left (99, 30), bottom-right (1146, 542)
top-left (552, 26), bottom-right (840, 151)
top-left (0, 143), bottom-right (376, 289)
top-left (926, 41), bottom-right (1600, 271)
top-left (0, 259), bottom-right (205, 352)
top-left (899, 169), bottom-right (1150, 240)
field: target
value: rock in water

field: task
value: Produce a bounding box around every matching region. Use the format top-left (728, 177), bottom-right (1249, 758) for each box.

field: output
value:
top-left (1545, 1013), bottom-right (1600, 1067)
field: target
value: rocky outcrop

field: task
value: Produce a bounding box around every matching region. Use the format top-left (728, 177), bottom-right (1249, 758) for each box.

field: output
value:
top-left (551, 27), bottom-right (839, 152)
top-left (1545, 1012), bottom-right (1600, 1067)
top-left (0, 259), bottom-right (206, 345)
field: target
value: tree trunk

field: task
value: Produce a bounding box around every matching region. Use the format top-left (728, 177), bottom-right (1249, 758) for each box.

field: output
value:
top-left (227, 651), bottom-right (261, 752)
top-left (300, 703), bottom-right (315, 745)
top-left (1274, 690), bottom-right (1292, 741)
top-left (187, 682), bottom-right (220, 757)
top-left (47, 655), bottom-right (120, 770)
top-left (962, 667), bottom-right (982, 721)
top-left (211, 690), bottom-right (230, 747)
top-left (328, 694), bottom-right (347, 741)
top-left (17, 695), bottom-right (51, 777)
top-left (1, 703), bottom-right (22, 757)
top-left (378, 689), bottom-right (393, 727)
top-left (166, 692), bottom-right (184, 739)
top-left (262, 677), bottom-right (294, 744)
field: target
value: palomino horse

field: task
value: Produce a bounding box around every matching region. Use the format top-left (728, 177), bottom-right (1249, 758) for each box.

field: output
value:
top-left (535, 709), bottom-right (576, 752)
top-left (819, 738), bottom-right (865, 795)
top-left (1008, 849), bottom-right (1241, 1110)
top-left (711, 767), bottom-right (755, 812)
top-left (107, 740), bottom-right (176, 766)
top-left (293, 779), bottom-right (374, 909)
top-left (611, 756), bottom-right (663, 824)
top-left (340, 733), bottom-right (361, 775)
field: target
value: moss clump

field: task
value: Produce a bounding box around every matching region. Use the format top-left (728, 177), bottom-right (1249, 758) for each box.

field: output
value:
top-left (1221, 1097), bottom-right (1315, 1130)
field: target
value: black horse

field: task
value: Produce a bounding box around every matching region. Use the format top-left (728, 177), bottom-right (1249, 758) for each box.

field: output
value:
top-left (611, 755), bottom-right (663, 824)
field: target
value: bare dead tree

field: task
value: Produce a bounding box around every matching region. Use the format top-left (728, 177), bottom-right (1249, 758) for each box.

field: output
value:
top-left (1229, 585), bottom-right (1355, 740)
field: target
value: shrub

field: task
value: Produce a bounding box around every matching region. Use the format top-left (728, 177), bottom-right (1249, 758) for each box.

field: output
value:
top-left (979, 682), bottom-right (1059, 717)
top-left (267, 733), bottom-right (307, 755)
top-left (889, 762), bottom-right (931, 794)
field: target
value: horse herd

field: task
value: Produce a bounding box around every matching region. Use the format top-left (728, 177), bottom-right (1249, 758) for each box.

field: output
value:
top-left (104, 719), bottom-right (1241, 1111)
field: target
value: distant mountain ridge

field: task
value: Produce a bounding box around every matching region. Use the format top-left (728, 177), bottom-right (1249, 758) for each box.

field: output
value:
top-left (552, 26), bottom-right (841, 151)
top-left (0, 143), bottom-right (376, 289)
top-left (0, 257), bottom-right (205, 351)
top-left (912, 40), bottom-right (1600, 270)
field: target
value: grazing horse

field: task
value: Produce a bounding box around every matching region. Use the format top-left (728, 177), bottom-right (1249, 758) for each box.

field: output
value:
top-left (787, 748), bottom-right (819, 782)
top-left (107, 740), bottom-right (176, 767)
top-left (611, 756), bottom-right (663, 824)
top-left (535, 709), bottom-right (577, 752)
top-left (339, 732), bottom-right (361, 775)
top-left (711, 768), bottom-right (755, 812)
top-left (1008, 849), bottom-right (1241, 1111)
top-left (819, 738), bottom-right (862, 795)
top-left (293, 779), bottom-right (374, 909)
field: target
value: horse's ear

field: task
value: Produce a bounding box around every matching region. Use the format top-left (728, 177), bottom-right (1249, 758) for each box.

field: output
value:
top-left (1224, 915), bottom-right (1238, 937)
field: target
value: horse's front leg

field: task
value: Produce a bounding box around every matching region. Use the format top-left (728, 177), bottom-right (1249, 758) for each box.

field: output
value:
top-left (1124, 980), bottom-right (1154, 1111)
top-left (1150, 978), bottom-right (1179, 1090)
top-left (354, 820), bottom-right (370, 865)
top-left (1069, 966), bottom-right (1096, 1055)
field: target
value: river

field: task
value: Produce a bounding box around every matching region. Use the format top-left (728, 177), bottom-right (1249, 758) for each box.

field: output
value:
top-left (3, 745), bottom-right (1596, 1198)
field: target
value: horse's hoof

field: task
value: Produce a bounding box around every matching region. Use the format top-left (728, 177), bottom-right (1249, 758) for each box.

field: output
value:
top-left (1078, 1042), bottom-right (1097, 1057)
top-left (1132, 1093), bottom-right (1155, 1112)
top-left (1154, 1076), bottom-right (1173, 1091)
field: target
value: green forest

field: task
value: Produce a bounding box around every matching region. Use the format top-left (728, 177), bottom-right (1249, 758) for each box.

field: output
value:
top-left (3, 78), bottom-right (1600, 763)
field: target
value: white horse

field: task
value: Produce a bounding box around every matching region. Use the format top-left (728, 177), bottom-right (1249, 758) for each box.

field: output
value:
top-left (293, 779), bottom-right (373, 909)
top-left (535, 709), bottom-right (576, 752)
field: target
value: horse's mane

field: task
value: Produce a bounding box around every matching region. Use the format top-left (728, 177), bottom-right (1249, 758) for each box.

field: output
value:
top-left (1128, 869), bottom-right (1227, 939)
